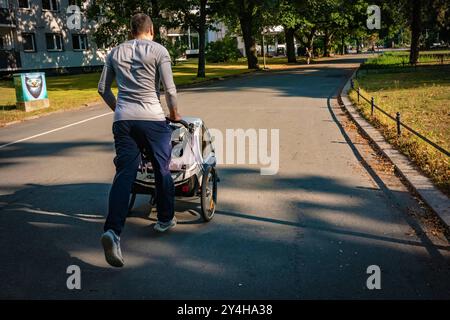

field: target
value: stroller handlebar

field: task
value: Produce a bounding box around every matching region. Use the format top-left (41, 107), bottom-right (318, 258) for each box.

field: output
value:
top-left (166, 117), bottom-right (194, 133)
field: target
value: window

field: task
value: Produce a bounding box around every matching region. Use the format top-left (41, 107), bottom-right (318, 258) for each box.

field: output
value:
top-left (72, 34), bottom-right (88, 50)
top-left (46, 33), bottom-right (63, 51)
top-left (42, 0), bottom-right (58, 11)
top-left (18, 0), bottom-right (29, 8)
top-left (22, 33), bottom-right (35, 52)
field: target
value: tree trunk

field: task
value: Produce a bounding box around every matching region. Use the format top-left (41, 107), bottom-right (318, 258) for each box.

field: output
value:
top-left (239, 16), bottom-right (258, 69)
top-left (285, 27), bottom-right (296, 63)
top-left (356, 38), bottom-right (361, 53)
top-left (150, 0), bottom-right (161, 42)
top-left (261, 34), bottom-right (265, 56)
top-left (409, 0), bottom-right (421, 65)
top-left (324, 31), bottom-right (333, 57)
top-left (307, 28), bottom-right (315, 57)
top-left (197, 0), bottom-right (207, 78)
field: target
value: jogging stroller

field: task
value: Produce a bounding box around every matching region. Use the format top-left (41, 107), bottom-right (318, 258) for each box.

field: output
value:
top-left (128, 117), bottom-right (218, 222)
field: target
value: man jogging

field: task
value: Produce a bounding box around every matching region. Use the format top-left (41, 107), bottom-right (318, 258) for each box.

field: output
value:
top-left (98, 13), bottom-right (181, 267)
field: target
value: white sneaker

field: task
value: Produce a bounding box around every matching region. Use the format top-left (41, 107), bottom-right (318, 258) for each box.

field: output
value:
top-left (101, 229), bottom-right (124, 267)
top-left (154, 217), bottom-right (177, 232)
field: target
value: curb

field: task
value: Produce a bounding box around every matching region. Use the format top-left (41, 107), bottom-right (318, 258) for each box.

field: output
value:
top-left (339, 69), bottom-right (450, 228)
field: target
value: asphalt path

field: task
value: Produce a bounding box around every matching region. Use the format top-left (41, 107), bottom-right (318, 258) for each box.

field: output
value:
top-left (1, 55), bottom-right (449, 299)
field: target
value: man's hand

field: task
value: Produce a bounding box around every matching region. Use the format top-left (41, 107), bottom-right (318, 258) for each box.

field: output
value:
top-left (167, 108), bottom-right (182, 122)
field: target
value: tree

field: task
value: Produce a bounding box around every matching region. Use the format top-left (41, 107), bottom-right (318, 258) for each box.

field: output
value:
top-left (290, 0), bottom-right (339, 58)
top-left (235, 0), bottom-right (260, 69)
top-left (409, 0), bottom-right (422, 64)
top-left (150, 0), bottom-right (163, 42)
top-left (338, 0), bottom-right (369, 54)
top-left (87, 0), bottom-right (179, 47)
top-left (377, 0), bottom-right (449, 63)
top-left (277, 0), bottom-right (304, 63)
top-left (374, 0), bottom-right (408, 47)
top-left (309, 0), bottom-right (359, 57)
top-left (168, 0), bottom-right (212, 77)
top-left (214, 0), bottom-right (277, 69)
top-left (422, 0), bottom-right (450, 48)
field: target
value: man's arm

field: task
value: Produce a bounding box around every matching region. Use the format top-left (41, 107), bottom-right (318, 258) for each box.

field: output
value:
top-left (158, 48), bottom-right (181, 121)
top-left (98, 55), bottom-right (116, 111)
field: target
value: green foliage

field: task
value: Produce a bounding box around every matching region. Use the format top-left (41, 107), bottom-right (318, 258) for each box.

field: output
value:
top-left (168, 0), bottom-right (215, 33)
top-left (205, 37), bottom-right (241, 63)
top-left (277, 0), bottom-right (303, 29)
top-left (87, 0), bottom-right (153, 47)
top-left (161, 38), bottom-right (188, 65)
top-left (212, 0), bottom-right (279, 68)
top-left (87, 0), bottom-right (182, 46)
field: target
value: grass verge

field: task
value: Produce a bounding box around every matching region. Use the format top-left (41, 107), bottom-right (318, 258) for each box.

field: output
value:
top-left (362, 50), bottom-right (450, 69)
top-left (349, 62), bottom-right (450, 195)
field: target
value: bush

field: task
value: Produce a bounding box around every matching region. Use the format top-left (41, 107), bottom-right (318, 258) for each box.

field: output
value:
top-left (162, 38), bottom-right (188, 65)
top-left (206, 36), bottom-right (241, 63)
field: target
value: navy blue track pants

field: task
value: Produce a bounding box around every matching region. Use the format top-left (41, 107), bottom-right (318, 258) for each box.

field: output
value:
top-left (104, 120), bottom-right (174, 235)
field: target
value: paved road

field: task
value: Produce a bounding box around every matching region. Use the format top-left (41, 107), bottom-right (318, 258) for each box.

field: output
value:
top-left (1, 56), bottom-right (449, 299)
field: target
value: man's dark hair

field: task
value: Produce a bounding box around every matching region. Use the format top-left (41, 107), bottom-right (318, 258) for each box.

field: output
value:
top-left (130, 13), bottom-right (153, 36)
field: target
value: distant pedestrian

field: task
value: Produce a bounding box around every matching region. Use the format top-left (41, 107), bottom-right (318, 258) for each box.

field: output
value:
top-left (305, 47), bottom-right (312, 65)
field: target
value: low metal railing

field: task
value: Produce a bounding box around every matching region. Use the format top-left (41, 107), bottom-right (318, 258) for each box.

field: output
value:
top-left (350, 79), bottom-right (450, 157)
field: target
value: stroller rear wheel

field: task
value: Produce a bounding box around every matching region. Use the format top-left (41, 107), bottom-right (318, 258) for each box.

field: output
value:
top-left (200, 166), bottom-right (217, 222)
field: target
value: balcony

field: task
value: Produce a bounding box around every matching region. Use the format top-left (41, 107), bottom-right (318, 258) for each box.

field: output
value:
top-left (0, 50), bottom-right (21, 70)
top-left (0, 8), bottom-right (15, 27)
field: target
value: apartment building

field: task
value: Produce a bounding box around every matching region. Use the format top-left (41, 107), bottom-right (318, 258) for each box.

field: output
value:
top-left (0, 0), bottom-right (105, 74)
top-left (0, 1), bottom-right (250, 75)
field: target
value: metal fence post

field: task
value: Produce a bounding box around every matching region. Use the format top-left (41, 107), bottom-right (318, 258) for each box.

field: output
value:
top-left (371, 97), bottom-right (374, 116)
top-left (396, 112), bottom-right (401, 136)
top-left (357, 87), bottom-right (360, 103)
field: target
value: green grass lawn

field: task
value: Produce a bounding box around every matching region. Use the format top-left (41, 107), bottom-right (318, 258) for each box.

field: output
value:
top-left (0, 72), bottom-right (109, 125)
top-left (349, 61), bottom-right (450, 194)
top-left (362, 50), bottom-right (450, 69)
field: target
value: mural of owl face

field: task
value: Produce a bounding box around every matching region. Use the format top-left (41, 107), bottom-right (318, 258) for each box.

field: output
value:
top-left (25, 75), bottom-right (43, 99)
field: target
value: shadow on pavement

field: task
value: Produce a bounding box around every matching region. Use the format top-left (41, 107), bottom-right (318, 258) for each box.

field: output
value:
top-left (0, 141), bottom-right (113, 169)
top-left (0, 55), bottom-right (449, 299)
top-left (1, 171), bottom-right (449, 299)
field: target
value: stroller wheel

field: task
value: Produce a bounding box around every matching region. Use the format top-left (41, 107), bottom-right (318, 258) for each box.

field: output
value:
top-left (200, 166), bottom-right (217, 222)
